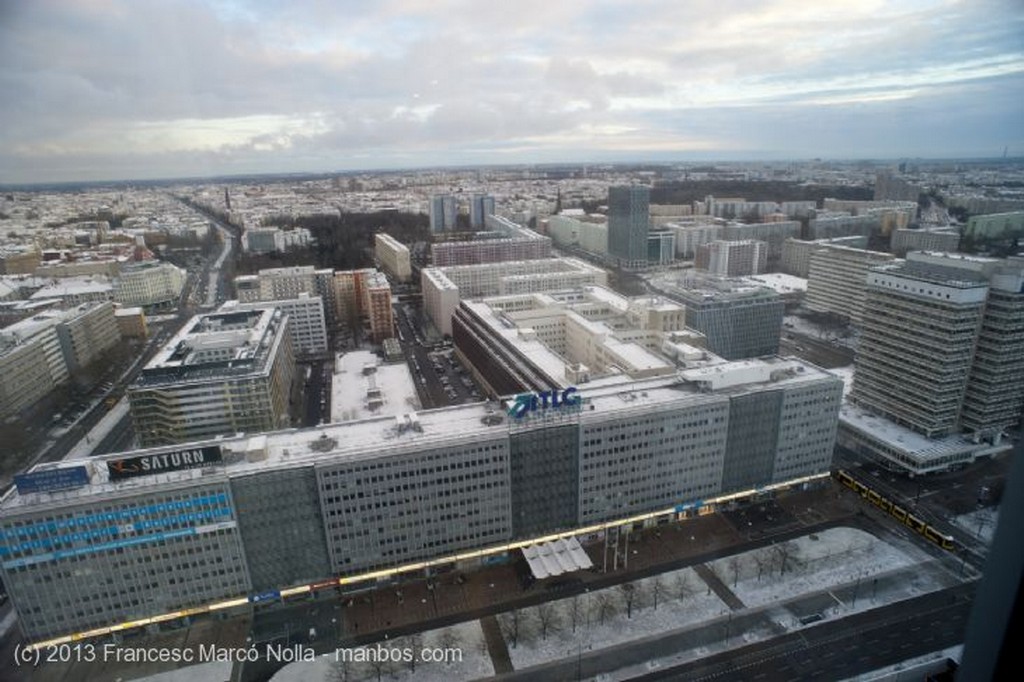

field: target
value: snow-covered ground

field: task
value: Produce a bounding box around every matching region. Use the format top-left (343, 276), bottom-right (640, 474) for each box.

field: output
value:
top-left (784, 313), bottom-right (860, 350)
top-left (504, 567), bottom-right (726, 670)
top-left (952, 507), bottom-right (999, 544)
top-left (270, 620), bottom-right (491, 682)
top-left (63, 397), bottom-right (131, 460)
top-left (273, 527), bottom-right (954, 681)
top-left (506, 527), bottom-right (951, 676)
top-left (707, 527), bottom-right (915, 608)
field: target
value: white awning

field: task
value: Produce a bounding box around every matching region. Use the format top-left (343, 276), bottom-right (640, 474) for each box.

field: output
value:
top-left (521, 536), bottom-right (593, 580)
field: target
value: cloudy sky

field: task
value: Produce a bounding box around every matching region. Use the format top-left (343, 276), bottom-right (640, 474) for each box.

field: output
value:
top-left (1, 0), bottom-right (1022, 183)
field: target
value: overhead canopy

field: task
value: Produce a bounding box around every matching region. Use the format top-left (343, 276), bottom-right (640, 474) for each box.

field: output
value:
top-left (521, 536), bottom-right (593, 580)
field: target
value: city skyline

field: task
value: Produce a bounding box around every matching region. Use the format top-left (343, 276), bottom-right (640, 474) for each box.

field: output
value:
top-left (2, 0), bottom-right (1022, 184)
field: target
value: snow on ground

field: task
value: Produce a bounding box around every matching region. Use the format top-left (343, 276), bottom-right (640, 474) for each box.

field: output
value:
top-left (270, 619), bottom-right (491, 682)
top-left (828, 365), bottom-right (855, 397)
top-left (952, 507), bottom-right (999, 544)
top-left (708, 527), bottom-right (913, 608)
top-left (505, 567), bottom-right (726, 670)
top-left (784, 313), bottom-right (859, 350)
top-left (506, 527), bottom-right (950, 676)
top-left (64, 398), bottom-right (130, 460)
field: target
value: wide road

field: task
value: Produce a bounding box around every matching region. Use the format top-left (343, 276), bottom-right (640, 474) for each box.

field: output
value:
top-left (626, 582), bottom-right (972, 682)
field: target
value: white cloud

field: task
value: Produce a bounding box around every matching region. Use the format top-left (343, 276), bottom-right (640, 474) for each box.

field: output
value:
top-left (0, 0), bottom-right (1021, 182)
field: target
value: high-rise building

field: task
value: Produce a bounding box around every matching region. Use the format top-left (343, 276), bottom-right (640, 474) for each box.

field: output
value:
top-left (429, 194), bottom-right (457, 232)
top-left (805, 246), bottom-right (895, 324)
top-left (852, 258), bottom-right (988, 437)
top-left (843, 253), bottom-right (1024, 473)
top-left (128, 307), bottom-right (295, 447)
top-left (470, 194), bottom-right (496, 229)
top-left (607, 185), bottom-right (650, 268)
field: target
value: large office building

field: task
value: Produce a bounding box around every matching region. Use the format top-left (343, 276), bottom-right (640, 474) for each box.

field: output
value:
top-left (696, 240), bottom-right (767, 276)
top-left (422, 257), bottom-right (608, 336)
top-left (219, 295), bottom-right (327, 357)
top-left (841, 253), bottom-right (1024, 474)
top-left (780, 236), bottom-right (869, 278)
top-left (429, 194), bottom-right (457, 232)
top-left (452, 287), bottom-right (697, 396)
top-left (805, 245), bottom-right (895, 325)
top-left (607, 185), bottom-right (650, 268)
top-left (470, 194), bottom-right (496, 229)
top-left (890, 228), bottom-right (960, 257)
top-left (658, 275), bottom-right (784, 360)
top-left (2, 354), bottom-right (840, 644)
top-left (374, 233), bottom-right (412, 282)
top-left (430, 215), bottom-right (551, 267)
top-left (128, 307), bottom-right (295, 447)
top-left (113, 261), bottom-right (187, 308)
top-left (0, 303), bottom-right (121, 418)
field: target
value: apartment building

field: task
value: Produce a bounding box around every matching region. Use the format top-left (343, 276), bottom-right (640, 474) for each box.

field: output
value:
top-left (805, 246), bottom-right (895, 324)
top-left (374, 233), bottom-right (412, 282)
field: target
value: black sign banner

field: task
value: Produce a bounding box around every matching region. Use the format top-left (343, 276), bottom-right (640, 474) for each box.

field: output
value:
top-left (107, 445), bottom-right (223, 481)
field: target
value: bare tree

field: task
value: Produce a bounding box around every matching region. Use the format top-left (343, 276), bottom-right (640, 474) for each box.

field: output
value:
top-left (402, 633), bottom-right (424, 674)
top-left (366, 655), bottom-right (392, 682)
top-left (327, 656), bottom-right (363, 682)
top-left (499, 610), bottom-right (524, 649)
top-left (674, 572), bottom-right (695, 602)
top-left (632, 580), bottom-right (651, 612)
top-left (437, 627), bottom-right (461, 655)
top-left (568, 595), bottom-right (584, 633)
top-left (593, 591), bottom-right (618, 624)
top-left (728, 555), bottom-right (744, 588)
top-left (535, 602), bottom-right (561, 640)
top-left (650, 576), bottom-right (666, 610)
top-left (774, 542), bottom-right (796, 577)
top-left (618, 583), bottom-right (637, 619)
top-left (753, 551), bottom-right (769, 583)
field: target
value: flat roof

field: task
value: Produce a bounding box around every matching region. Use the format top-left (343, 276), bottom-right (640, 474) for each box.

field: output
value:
top-left (2, 358), bottom-right (839, 511)
top-left (330, 350), bottom-right (420, 423)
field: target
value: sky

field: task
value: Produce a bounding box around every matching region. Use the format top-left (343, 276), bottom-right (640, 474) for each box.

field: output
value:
top-left (1, 0), bottom-right (1022, 183)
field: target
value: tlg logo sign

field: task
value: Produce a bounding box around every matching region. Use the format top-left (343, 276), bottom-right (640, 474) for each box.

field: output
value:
top-left (507, 387), bottom-right (581, 419)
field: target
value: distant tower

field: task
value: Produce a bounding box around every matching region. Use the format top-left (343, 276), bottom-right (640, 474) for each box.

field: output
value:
top-left (224, 188), bottom-right (231, 211)
top-left (607, 185), bottom-right (650, 268)
top-left (430, 194), bottom-right (457, 232)
top-left (469, 194), bottom-right (495, 229)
